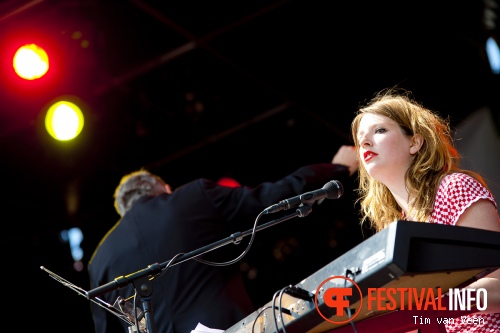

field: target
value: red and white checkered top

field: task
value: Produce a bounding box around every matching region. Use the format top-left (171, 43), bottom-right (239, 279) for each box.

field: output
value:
top-left (430, 172), bottom-right (500, 333)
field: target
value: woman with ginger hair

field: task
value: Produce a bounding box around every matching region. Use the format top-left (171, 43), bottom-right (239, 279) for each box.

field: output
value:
top-left (351, 88), bottom-right (500, 332)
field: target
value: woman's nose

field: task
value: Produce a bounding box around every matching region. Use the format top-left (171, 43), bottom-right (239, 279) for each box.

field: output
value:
top-left (358, 134), bottom-right (371, 147)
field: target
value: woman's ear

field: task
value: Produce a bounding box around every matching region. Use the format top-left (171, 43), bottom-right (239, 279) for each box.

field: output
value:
top-left (410, 134), bottom-right (424, 155)
top-left (165, 184), bottom-right (172, 194)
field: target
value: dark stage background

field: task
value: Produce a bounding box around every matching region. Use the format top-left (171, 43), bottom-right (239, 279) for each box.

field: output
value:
top-left (0, 1), bottom-right (499, 332)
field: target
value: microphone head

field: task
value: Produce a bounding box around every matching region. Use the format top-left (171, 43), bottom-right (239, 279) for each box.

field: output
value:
top-left (323, 180), bottom-right (343, 199)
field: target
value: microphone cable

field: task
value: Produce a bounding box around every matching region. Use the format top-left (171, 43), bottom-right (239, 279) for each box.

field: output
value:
top-left (193, 210), bottom-right (265, 266)
top-left (344, 268), bottom-right (359, 333)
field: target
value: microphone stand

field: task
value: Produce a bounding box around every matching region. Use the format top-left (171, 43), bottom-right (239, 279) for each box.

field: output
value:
top-left (86, 204), bottom-right (314, 333)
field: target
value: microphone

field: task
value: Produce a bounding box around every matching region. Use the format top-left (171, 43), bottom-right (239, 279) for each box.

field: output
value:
top-left (264, 180), bottom-right (343, 214)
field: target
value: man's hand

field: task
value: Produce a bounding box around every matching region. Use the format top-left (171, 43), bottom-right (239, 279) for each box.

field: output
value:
top-left (332, 145), bottom-right (359, 176)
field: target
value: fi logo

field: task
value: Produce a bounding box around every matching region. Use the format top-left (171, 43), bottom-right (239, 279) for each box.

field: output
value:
top-left (315, 276), bottom-right (363, 324)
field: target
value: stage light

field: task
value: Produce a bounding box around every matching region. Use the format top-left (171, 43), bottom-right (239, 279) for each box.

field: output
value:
top-left (486, 36), bottom-right (500, 74)
top-left (13, 43), bottom-right (49, 80)
top-left (217, 177), bottom-right (241, 188)
top-left (45, 99), bottom-right (85, 141)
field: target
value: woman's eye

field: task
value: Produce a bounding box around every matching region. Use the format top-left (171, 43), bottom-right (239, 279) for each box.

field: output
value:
top-left (375, 128), bottom-right (387, 134)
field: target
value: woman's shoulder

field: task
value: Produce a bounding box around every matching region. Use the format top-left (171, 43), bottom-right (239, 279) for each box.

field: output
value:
top-left (439, 172), bottom-right (485, 190)
top-left (436, 172), bottom-right (495, 204)
top-left (432, 172), bottom-right (496, 225)
top-left (441, 172), bottom-right (476, 183)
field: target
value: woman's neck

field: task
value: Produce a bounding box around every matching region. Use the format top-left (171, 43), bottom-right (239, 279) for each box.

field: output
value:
top-left (386, 180), bottom-right (414, 220)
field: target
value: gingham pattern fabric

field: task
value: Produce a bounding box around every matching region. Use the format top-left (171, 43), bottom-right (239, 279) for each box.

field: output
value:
top-left (430, 173), bottom-right (500, 333)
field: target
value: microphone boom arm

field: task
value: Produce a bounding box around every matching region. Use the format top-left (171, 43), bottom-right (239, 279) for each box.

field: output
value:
top-left (86, 207), bottom-right (313, 300)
